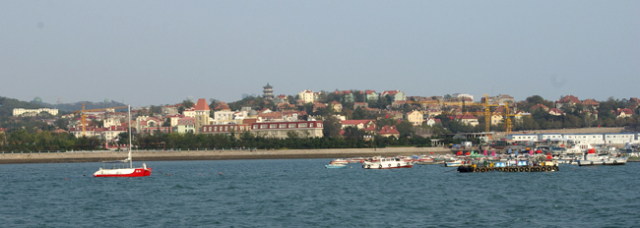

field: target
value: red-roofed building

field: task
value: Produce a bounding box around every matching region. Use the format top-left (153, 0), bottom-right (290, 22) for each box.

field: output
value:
top-left (548, 108), bottom-right (565, 116)
top-left (365, 90), bottom-right (378, 101)
top-left (194, 99), bottom-right (211, 134)
top-left (555, 95), bottom-right (580, 109)
top-left (313, 102), bottom-right (327, 112)
top-left (378, 125), bottom-right (400, 138)
top-left (425, 117), bottom-right (441, 127)
top-left (581, 99), bottom-right (600, 109)
top-left (454, 114), bottom-right (479, 126)
top-left (530, 104), bottom-right (550, 112)
top-left (615, 108), bottom-right (634, 118)
top-left (381, 90), bottom-right (406, 102)
top-left (341, 119), bottom-right (376, 130)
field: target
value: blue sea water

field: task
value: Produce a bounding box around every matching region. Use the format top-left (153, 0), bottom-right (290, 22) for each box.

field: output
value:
top-left (1, 159), bottom-right (639, 227)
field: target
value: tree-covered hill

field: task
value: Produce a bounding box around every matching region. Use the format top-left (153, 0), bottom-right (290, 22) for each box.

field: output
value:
top-left (0, 96), bottom-right (47, 118)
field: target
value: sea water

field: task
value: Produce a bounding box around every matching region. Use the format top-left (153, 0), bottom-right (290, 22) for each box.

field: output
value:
top-left (1, 159), bottom-right (639, 227)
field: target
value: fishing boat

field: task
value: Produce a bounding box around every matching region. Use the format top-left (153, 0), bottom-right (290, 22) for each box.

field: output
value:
top-left (94, 105), bottom-right (151, 177)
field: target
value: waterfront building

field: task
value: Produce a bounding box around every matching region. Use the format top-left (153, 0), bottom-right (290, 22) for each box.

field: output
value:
top-left (615, 108), bottom-right (634, 119)
top-left (174, 117), bottom-right (195, 134)
top-left (194, 99), bottom-right (210, 134)
top-left (200, 123), bottom-right (251, 137)
top-left (251, 120), bottom-right (323, 139)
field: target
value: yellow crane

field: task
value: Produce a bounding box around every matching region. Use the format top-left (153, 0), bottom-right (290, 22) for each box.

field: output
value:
top-left (462, 94), bottom-right (500, 133)
top-left (73, 103), bottom-right (129, 137)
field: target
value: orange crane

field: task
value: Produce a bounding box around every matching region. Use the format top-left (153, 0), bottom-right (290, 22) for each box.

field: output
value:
top-left (73, 103), bottom-right (129, 137)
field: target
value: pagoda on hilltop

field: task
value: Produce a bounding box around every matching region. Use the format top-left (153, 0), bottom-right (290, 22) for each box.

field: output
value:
top-left (263, 83), bottom-right (274, 100)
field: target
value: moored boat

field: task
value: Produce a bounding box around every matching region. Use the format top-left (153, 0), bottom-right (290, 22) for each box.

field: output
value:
top-left (325, 164), bottom-right (348, 168)
top-left (362, 157), bottom-right (412, 169)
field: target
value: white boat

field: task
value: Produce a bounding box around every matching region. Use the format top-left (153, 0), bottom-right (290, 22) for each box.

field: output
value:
top-left (330, 159), bottom-right (349, 165)
top-left (603, 157), bottom-right (627, 165)
top-left (444, 160), bottom-right (463, 167)
top-left (325, 164), bottom-right (348, 169)
top-left (362, 157), bottom-right (413, 169)
top-left (94, 105), bottom-right (151, 177)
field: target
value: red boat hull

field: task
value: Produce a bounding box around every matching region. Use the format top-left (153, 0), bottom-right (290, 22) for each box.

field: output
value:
top-left (94, 168), bottom-right (152, 177)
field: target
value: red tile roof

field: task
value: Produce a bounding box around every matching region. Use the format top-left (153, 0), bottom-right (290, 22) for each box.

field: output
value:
top-left (378, 125), bottom-right (400, 135)
top-left (195, 99), bottom-right (211, 111)
top-left (581, 99), bottom-right (599, 106)
top-left (557, 95), bottom-right (580, 104)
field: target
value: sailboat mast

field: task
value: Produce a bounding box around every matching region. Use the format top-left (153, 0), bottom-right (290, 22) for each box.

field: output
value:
top-left (128, 104), bottom-right (132, 168)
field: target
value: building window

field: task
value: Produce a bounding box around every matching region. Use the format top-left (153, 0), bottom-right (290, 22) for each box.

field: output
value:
top-left (261, 125), bottom-right (267, 129)
top-left (270, 124), bottom-right (277, 129)
top-left (299, 123), bottom-right (307, 128)
top-left (280, 124), bottom-right (287, 128)
top-left (289, 124), bottom-right (296, 128)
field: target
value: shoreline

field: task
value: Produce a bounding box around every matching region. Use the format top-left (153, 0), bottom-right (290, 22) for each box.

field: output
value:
top-left (0, 147), bottom-right (454, 164)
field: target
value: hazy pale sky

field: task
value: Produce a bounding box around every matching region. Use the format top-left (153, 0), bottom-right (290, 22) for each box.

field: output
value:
top-left (1, 1), bottom-right (638, 106)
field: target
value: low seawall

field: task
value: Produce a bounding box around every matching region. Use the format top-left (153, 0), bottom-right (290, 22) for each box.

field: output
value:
top-left (0, 147), bottom-right (454, 164)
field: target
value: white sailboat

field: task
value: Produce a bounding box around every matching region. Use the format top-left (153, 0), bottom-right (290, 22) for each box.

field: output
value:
top-left (94, 105), bottom-right (151, 177)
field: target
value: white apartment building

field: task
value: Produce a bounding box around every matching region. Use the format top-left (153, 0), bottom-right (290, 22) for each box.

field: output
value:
top-left (13, 108), bottom-right (58, 117)
top-left (298, 90), bottom-right (316, 103)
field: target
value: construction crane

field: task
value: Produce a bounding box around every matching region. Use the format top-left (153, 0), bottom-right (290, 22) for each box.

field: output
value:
top-left (502, 102), bottom-right (530, 136)
top-left (73, 103), bottom-right (129, 137)
top-left (461, 94), bottom-right (500, 133)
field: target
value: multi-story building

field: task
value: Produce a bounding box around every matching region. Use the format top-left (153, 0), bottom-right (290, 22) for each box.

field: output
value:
top-left (194, 99), bottom-right (210, 134)
top-left (183, 107), bottom-right (196, 118)
top-left (13, 108), bottom-right (58, 117)
top-left (250, 120), bottom-right (323, 139)
top-left (405, 111), bottom-right (423, 126)
top-left (298, 90), bottom-right (315, 103)
top-left (200, 124), bottom-right (251, 137)
top-left (174, 117), bottom-right (196, 134)
top-left (365, 90), bottom-right (378, 102)
top-left (481, 94), bottom-right (514, 105)
top-left (380, 90), bottom-right (406, 102)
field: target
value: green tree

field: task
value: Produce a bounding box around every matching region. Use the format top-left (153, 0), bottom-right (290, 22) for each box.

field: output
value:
top-left (322, 116), bottom-right (341, 138)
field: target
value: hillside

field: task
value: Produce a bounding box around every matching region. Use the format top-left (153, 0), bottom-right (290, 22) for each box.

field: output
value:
top-left (0, 96), bottom-right (47, 117)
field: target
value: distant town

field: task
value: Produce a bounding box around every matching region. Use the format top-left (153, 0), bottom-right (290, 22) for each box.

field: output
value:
top-left (1, 83), bottom-right (640, 151)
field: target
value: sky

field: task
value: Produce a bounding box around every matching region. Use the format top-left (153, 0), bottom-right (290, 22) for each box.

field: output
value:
top-left (1, 1), bottom-right (638, 107)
